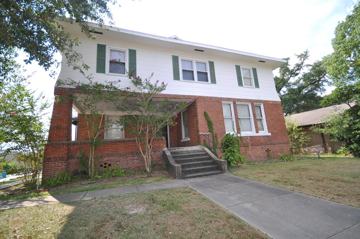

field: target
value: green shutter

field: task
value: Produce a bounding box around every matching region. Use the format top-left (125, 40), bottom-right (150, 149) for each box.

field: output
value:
top-left (128, 49), bottom-right (137, 77)
top-left (172, 55), bottom-right (180, 80)
top-left (96, 44), bottom-right (106, 73)
top-left (252, 68), bottom-right (259, 88)
top-left (235, 65), bottom-right (243, 86)
top-left (208, 61), bottom-right (216, 84)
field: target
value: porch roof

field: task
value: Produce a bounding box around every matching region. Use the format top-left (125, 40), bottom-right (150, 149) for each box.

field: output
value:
top-left (73, 95), bottom-right (194, 116)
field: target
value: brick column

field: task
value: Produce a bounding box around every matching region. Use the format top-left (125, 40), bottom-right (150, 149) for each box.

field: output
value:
top-left (43, 94), bottom-right (73, 180)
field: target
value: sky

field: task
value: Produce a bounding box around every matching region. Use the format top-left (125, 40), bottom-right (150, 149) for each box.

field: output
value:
top-left (21, 0), bottom-right (356, 109)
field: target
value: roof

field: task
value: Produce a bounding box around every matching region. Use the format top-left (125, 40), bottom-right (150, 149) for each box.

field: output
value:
top-left (286, 103), bottom-right (351, 127)
top-left (75, 21), bottom-right (286, 69)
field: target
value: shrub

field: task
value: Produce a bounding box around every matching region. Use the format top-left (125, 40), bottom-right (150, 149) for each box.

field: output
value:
top-left (99, 162), bottom-right (126, 178)
top-left (221, 134), bottom-right (244, 167)
top-left (286, 120), bottom-right (309, 154)
top-left (42, 172), bottom-right (72, 187)
top-left (336, 146), bottom-right (350, 156)
top-left (279, 154), bottom-right (295, 161)
top-left (1, 161), bottom-right (19, 174)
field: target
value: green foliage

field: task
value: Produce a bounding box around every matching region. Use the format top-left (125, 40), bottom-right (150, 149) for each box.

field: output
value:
top-left (0, 0), bottom-right (114, 70)
top-left (336, 147), bottom-right (350, 156)
top-left (1, 161), bottom-right (19, 174)
top-left (279, 154), bottom-right (295, 161)
top-left (324, 3), bottom-right (360, 84)
top-left (322, 105), bottom-right (360, 157)
top-left (203, 111), bottom-right (219, 156)
top-left (275, 51), bottom-right (329, 115)
top-left (286, 120), bottom-right (309, 154)
top-left (42, 172), bottom-right (72, 187)
top-left (221, 134), bottom-right (244, 167)
top-left (100, 165), bottom-right (126, 178)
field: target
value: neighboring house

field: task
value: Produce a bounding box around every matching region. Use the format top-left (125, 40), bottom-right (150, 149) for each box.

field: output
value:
top-left (43, 21), bottom-right (290, 179)
top-left (287, 103), bottom-right (350, 153)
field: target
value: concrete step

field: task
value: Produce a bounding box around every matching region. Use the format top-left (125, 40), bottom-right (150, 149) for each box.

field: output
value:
top-left (183, 170), bottom-right (223, 179)
top-left (182, 165), bottom-right (219, 174)
top-left (171, 151), bottom-right (208, 158)
top-left (174, 156), bottom-right (210, 164)
top-left (180, 160), bottom-right (217, 169)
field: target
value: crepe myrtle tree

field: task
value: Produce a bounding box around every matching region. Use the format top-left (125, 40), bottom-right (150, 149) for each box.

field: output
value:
top-left (117, 75), bottom-right (187, 175)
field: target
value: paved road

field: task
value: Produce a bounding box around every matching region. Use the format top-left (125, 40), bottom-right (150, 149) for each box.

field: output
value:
top-left (187, 173), bottom-right (360, 239)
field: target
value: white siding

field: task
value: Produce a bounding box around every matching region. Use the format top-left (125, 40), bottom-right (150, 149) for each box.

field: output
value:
top-left (58, 27), bottom-right (280, 102)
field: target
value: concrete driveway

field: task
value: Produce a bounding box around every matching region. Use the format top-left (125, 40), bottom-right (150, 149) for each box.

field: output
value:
top-left (187, 173), bottom-right (360, 239)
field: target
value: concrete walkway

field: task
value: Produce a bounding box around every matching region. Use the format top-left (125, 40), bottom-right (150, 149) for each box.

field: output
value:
top-left (187, 173), bottom-right (360, 239)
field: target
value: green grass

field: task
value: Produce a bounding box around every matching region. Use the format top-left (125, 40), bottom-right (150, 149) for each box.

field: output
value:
top-left (0, 171), bottom-right (170, 201)
top-left (0, 188), bottom-right (267, 239)
top-left (232, 157), bottom-right (360, 207)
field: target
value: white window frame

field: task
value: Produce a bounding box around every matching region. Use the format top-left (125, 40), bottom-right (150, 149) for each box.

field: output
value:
top-left (241, 67), bottom-right (255, 88)
top-left (104, 115), bottom-right (125, 140)
top-left (180, 58), bottom-right (210, 83)
top-left (181, 111), bottom-right (190, 141)
top-left (222, 101), bottom-right (237, 134)
top-left (106, 47), bottom-right (127, 76)
top-left (236, 102), bottom-right (256, 136)
top-left (254, 103), bottom-right (268, 133)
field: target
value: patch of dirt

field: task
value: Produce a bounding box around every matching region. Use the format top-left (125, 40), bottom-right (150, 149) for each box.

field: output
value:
top-left (125, 204), bottom-right (147, 215)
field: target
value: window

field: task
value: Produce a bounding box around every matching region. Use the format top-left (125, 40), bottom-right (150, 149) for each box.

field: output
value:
top-left (109, 49), bottom-right (126, 74)
top-left (181, 59), bottom-right (194, 81)
top-left (181, 111), bottom-right (189, 140)
top-left (222, 103), bottom-right (236, 133)
top-left (237, 103), bottom-right (254, 134)
top-left (254, 104), bottom-right (266, 132)
top-left (196, 62), bottom-right (208, 82)
top-left (181, 59), bottom-right (209, 82)
top-left (105, 116), bottom-right (124, 140)
top-left (241, 67), bottom-right (253, 87)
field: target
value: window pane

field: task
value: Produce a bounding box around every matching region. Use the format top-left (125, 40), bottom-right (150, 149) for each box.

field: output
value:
top-left (225, 119), bottom-right (235, 133)
top-left (110, 50), bottom-right (125, 62)
top-left (196, 62), bottom-right (207, 72)
top-left (242, 68), bottom-right (251, 78)
top-left (197, 72), bottom-right (208, 82)
top-left (257, 119), bottom-right (264, 131)
top-left (255, 105), bottom-right (262, 118)
top-left (243, 77), bottom-right (253, 86)
top-left (181, 60), bottom-right (193, 70)
top-left (182, 111), bottom-right (189, 138)
top-left (240, 118), bottom-right (252, 132)
top-left (182, 70), bottom-right (194, 81)
top-left (105, 116), bottom-right (124, 139)
top-left (222, 103), bottom-right (232, 118)
top-left (237, 104), bottom-right (250, 118)
top-left (109, 62), bottom-right (125, 74)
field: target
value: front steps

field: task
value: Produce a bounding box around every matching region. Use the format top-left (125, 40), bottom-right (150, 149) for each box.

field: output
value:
top-left (163, 146), bottom-right (227, 179)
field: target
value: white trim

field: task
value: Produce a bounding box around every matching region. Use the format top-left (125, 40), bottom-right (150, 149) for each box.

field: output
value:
top-left (179, 58), bottom-right (211, 83)
top-left (106, 46), bottom-right (128, 76)
top-left (240, 67), bottom-right (255, 88)
top-left (180, 111), bottom-right (190, 140)
top-left (222, 101), bottom-right (237, 134)
top-left (236, 102), bottom-right (256, 135)
top-left (254, 103), bottom-right (269, 133)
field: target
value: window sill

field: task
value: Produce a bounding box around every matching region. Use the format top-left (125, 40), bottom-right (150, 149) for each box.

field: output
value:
top-left (181, 137), bottom-right (190, 142)
top-left (237, 132), bottom-right (271, 137)
top-left (179, 79), bottom-right (212, 84)
top-left (105, 72), bottom-right (127, 77)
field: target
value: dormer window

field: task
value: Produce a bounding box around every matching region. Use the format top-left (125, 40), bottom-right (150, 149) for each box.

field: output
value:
top-left (109, 49), bottom-right (126, 74)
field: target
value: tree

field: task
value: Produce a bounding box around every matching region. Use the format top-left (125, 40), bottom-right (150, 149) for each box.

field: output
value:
top-left (275, 51), bottom-right (329, 115)
top-left (120, 75), bottom-right (186, 175)
top-left (203, 111), bottom-right (219, 156)
top-left (0, 0), bottom-right (115, 71)
top-left (0, 51), bottom-right (49, 185)
top-left (285, 120), bottom-right (309, 154)
top-left (321, 3), bottom-right (360, 157)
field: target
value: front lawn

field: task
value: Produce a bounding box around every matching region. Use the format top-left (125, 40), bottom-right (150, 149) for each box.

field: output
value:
top-left (0, 170), bottom-right (169, 201)
top-left (0, 188), bottom-right (267, 239)
top-left (232, 157), bottom-right (360, 207)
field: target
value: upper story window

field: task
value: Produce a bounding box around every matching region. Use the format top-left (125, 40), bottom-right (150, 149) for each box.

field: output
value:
top-left (237, 103), bottom-right (255, 134)
top-left (105, 116), bottom-right (125, 140)
top-left (222, 102), bottom-right (236, 133)
top-left (109, 49), bottom-right (126, 74)
top-left (241, 67), bottom-right (254, 87)
top-left (181, 59), bottom-right (209, 83)
top-left (254, 104), bottom-right (267, 132)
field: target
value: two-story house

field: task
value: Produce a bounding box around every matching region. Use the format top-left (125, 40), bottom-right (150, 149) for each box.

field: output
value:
top-left (43, 22), bottom-right (289, 179)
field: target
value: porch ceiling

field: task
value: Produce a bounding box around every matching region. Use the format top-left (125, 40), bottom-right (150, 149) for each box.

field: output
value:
top-left (72, 94), bottom-right (194, 116)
